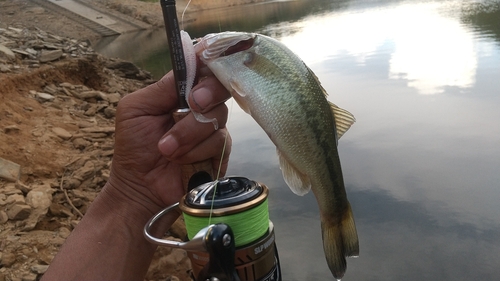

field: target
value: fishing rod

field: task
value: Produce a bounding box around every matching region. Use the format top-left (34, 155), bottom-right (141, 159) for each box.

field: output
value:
top-left (146, 1), bottom-right (282, 281)
top-left (160, 0), bottom-right (214, 190)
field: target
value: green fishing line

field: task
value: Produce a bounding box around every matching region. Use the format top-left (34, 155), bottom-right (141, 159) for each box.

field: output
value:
top-left (183, 199), bottom-right (269, 247)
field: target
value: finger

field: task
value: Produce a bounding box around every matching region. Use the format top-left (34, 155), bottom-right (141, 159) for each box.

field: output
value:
top-left (171, 128), bottom-right (231, 179)
top-left (158, 102), bottom-right (229, 157)
top-left (177, 128), bottom-right (231, 166)
top-left (188, 76), bottom-right (231, 113)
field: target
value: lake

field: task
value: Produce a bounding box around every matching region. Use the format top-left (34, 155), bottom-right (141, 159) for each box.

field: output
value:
top-left (95, 0), bottom-right (500, 280)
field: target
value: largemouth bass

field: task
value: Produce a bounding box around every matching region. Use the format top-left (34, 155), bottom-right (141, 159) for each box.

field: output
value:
top-left (188, 31), bottom-right (359, 279)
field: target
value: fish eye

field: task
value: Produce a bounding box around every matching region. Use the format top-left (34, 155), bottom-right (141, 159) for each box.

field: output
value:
top-left (221, 38), bottom-right (254, 57)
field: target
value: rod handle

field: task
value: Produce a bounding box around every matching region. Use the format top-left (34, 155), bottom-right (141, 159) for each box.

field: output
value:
top-left (173, 109), bottom-right (215, 192)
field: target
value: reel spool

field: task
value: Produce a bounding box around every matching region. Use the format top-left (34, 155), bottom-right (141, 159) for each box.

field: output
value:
top-left (181, 177), bottom-right (280, 281)
top-left (144, 177), bottom-right (281, 281)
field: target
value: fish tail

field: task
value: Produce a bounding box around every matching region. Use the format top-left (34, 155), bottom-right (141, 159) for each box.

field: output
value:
top-left (321, 202), bottom-right (359, 280)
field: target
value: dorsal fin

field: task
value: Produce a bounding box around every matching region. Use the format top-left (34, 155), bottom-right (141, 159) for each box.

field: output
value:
top-left (329, 102), bottom-right (356, 139)
top-left (305, 65), bottom-right (356, 139)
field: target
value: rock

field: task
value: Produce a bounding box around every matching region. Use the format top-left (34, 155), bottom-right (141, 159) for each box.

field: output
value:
top-left (38, 252), bottom-right (54, 265)
top-left (21, 273), bottom-right (37, 281)
top-left (151, 249), bottom-right (189, 269)
top-left (70, 220), bottom-right (79, 228)
top-left (0, 210), bottom-right (8, 224)
top-left (75, 90), bottom-right (107, 100)
top-left (0, 157), bottom-right (21, 182)
top-left (39, 49), bottom-right (63, 62)
top-left (15, 181), bottom-right (32, 194)
top-left (105, 93), bottom-right (121, 104)
top-left (84, 104), bottom-right (98, 116)
top-left (8, 27), bottom-right (23, 33)
top-left (12, 48), bottom-right (31, 57)
top-left (1, 252), bottom-right (16, 267)
top-left (62, 177), bottom-right (81, 189)
top-left (4, 184), bottom-right (23, 195)
top-left (103, 107), bottom-right (116, 118)
top-left (59, 82), bottom-right (75, 89)
top-left (80, 126), bottom-right (115, 134)
top-left (0, 44), bottom-right (16, 61)
top-left (101, 169), bottom-right (110, 181)
top-left (51, 127), bottom-right (72, 140)
top-left (6, 204), bottom-right (32, 220)
top-left (49, 203), bottom-right (73, 217)
top-left (72, 138), bottom-right (91, 150)
top-left (3, 125), bottom-right (20, 134)
top-left (31, 264), bottom-right (49, 274)
top-left (22, 186), bottom-right (54, 231)
top-left (43, 85), bottom-right (57, 94)
top-left (58, 227), bottom-right (71, 239)
top-left (0, 63), bottom-right (11, 72)
top-left (6, 194), bottom-right (25, 205)
top-left (35, 92), bottom-right (55, 102)
top-left (170, 217), bottom-right (188, 240)
top-left (25, 188), bottom-right (53, 209)
top-left (73, 161), bottom-right (95, 181)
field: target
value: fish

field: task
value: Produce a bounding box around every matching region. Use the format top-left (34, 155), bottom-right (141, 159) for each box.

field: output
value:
top-left (185, 31), bottom-right (359, 279)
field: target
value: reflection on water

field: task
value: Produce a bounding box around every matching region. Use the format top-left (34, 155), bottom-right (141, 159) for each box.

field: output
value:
top-left (94, 0), bottom-right (500, 280)
top-left (271, 2), bottom-right (480, 95)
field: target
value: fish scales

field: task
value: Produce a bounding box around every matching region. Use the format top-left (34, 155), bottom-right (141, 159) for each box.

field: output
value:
top-left (191, 31), bottom-right (359, 280)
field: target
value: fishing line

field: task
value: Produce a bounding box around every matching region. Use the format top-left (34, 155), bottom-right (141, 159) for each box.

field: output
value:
top-left (207, 99), bottom-right (234, 226)
top-left (205, 12), bottom-right (231, 227)
top-left (181, 0), bottom-right (192, 30)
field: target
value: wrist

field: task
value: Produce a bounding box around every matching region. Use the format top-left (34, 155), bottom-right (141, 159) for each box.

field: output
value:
top-left (98, 178), bottom-right (181, 237)
top-left (42, 180), bottom-right (180, 280)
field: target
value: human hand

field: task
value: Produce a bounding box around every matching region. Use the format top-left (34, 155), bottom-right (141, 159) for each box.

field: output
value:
top-left (105, 69), bottom-right (232, 221)
top-left (41, 68), bottom-right (232, 281)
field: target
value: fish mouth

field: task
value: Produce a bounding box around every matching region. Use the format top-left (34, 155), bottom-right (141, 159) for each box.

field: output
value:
top-left (195, 32), bottom-right (256, 62)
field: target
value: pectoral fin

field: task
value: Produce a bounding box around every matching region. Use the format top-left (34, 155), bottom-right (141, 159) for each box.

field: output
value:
top-left (329, 102), bottom-right (356, 140)
top-left (277, 149), bottom-right (311, 196)
top-left (229, 79), bottom-right (252, 115)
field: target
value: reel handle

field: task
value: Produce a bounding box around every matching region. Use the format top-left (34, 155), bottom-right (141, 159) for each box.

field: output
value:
top-left (196, 224), bottom-right (241, 281)
top-left (143, 203), bottom-right (240, 281)
top-left (173, 109), bottom-right (215, 192)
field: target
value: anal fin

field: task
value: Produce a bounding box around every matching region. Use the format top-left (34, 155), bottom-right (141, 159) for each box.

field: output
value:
top-left (277, 149), bottom-right (311, 196)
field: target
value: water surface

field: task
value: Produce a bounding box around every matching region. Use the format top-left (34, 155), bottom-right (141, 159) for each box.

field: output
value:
top-left (95, 0), bottom-right (500, 279)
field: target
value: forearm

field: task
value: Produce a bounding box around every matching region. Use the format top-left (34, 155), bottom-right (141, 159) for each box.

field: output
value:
top-left (41, 182), bottom-right (179, 281)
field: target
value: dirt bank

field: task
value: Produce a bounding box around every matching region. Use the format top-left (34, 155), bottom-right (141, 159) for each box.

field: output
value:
top-left (0, 2), bottom-right (195, 280)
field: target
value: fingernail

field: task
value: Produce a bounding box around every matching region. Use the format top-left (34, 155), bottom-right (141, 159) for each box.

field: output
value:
top-left (158, 135), bottom-right (178, 156)
top-left (192, 87), bottom-right (212, 111)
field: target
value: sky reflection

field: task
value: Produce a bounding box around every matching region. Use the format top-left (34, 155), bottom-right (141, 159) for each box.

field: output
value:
top-left (269, 1), bottom-right (488, 95)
